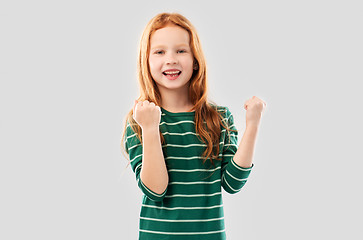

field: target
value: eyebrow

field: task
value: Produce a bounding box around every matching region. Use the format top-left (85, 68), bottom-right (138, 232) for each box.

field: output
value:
top-left (150, 43), bottom-right (190, 50)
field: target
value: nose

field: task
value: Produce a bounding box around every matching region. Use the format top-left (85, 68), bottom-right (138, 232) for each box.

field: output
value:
top-left (165, 52), bottom-right (178, 65)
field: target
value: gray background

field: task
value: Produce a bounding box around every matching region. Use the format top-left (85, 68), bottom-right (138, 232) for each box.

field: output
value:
top-left (1, 0), bottom-right (362, 239)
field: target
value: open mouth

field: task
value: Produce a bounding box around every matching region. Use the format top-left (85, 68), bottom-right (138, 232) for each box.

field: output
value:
top-left (162, 71), bottom-right (182, 77)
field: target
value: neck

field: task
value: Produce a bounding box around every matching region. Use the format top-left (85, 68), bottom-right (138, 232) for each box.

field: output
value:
top-left (159, 87), bottom-right (194, 113)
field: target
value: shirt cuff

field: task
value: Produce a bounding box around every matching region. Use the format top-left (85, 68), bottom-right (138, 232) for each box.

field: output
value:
top-left (229, 158), bottom-right (254, 179)
top-left (137, 176), bottom-right (168, 202)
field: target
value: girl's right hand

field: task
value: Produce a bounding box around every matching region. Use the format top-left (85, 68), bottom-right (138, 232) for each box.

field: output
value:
top-left (133, 100), bottom-right (161, 130)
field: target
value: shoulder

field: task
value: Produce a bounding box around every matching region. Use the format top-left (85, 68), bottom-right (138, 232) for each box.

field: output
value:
top-left (124, 119), bottom-right (141, 142)
top-left (209, 103), bottom-right (232, 119)
top-left (125, 119), bottom-right (135, 135)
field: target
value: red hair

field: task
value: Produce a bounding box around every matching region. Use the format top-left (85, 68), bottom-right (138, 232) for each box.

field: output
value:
top-left (121, 12), bottom-right (236, 170)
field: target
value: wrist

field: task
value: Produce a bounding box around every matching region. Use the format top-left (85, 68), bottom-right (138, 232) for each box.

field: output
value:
top-left (142, 126), bottom-right (160, 135)
top-left (246, 124), bottom-right (259, 131)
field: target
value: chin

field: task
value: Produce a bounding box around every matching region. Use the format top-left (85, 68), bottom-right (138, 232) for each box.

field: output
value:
top-left (157, 81), bottom-right (189, 91)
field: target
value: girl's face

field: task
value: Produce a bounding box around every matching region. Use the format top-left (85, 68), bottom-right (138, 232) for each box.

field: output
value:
top-left (148, 24), bottom-right (194, 94)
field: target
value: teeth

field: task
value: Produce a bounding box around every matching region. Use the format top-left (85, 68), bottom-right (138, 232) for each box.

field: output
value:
top-left (164, 71), bottom-right (180, 74)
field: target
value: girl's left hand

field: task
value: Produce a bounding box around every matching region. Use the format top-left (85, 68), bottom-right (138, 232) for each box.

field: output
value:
top-left (243, 96), bottom-right (267, 128)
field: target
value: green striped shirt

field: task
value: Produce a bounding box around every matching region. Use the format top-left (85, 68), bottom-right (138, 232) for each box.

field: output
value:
top-left (124, 105), bottom-right (254, 240)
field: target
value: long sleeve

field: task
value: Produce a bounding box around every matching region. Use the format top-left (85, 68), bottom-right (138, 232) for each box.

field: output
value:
top-left (220, 107), bottom-right (254, 194)
top-left (124, 120), bottom-right (167, 202)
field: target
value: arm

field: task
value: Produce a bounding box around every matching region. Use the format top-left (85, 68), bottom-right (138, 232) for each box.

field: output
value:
top-left (140, 127), bottom-right (169, 195)
top-left (220, 107), bottom-right (255, 194)
top-left (234, 95), bottom-right (266, 167)
top-left (126, 100), bottom-right (169, 201)
top-left (233, 125), bottom-right (259, 168)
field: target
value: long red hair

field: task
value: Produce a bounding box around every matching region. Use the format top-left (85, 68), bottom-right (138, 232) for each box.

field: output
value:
top-left (121, 12), bottom-right (236, 169)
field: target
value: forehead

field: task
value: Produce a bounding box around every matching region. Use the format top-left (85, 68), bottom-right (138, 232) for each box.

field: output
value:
top-left (150, 25), bottom-right (190, 48)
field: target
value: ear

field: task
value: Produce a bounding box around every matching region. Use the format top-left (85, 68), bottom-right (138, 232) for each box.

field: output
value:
top-left (193, 61), bottom-right (199, 70)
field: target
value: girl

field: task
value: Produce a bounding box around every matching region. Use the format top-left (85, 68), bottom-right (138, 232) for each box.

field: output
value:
top-left (121, 12), bottom-right (266, 240)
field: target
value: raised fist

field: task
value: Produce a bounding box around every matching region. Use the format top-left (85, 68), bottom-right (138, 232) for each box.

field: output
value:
top-left (243, 96), bottom-right (267, 128)
top-left (133, 100), bottom-right (161, 130)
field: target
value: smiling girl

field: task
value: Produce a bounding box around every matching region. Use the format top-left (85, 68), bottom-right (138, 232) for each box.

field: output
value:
top-left (121, 12), bottom-right (266, 240)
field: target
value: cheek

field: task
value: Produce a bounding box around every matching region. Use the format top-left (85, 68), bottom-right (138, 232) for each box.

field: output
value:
top-left (148, 59), bottom-right (164, 82)
top-left (182, 57), bottom-right (194, 71)
top-left (149, 58), bottom-right (162, 73)
top-left (186, 55), bottom-right (194, 66)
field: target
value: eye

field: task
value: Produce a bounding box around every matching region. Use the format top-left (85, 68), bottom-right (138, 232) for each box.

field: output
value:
top-left (154, 50), bottom-right (164, 55)
top-left (178, 49), bottom-right (187, 53)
